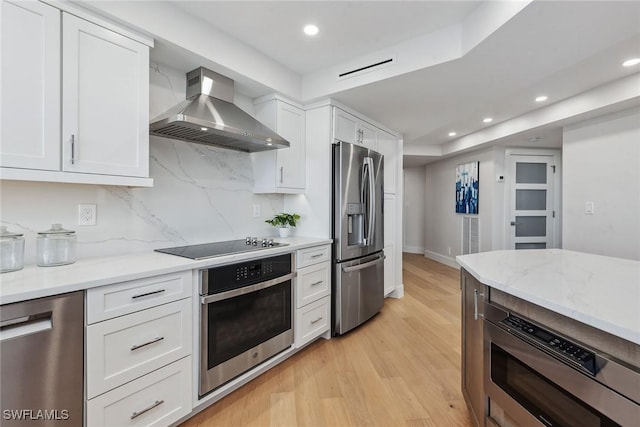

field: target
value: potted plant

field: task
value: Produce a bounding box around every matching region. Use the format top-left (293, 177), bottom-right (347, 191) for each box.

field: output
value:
top-left (265, 212), bottom-right (301, 238)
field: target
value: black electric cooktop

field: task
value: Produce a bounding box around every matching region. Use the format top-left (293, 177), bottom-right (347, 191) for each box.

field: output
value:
top-left (155, 238), bottom-right (288, 260)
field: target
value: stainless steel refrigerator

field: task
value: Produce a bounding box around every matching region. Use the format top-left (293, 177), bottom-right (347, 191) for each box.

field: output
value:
top-left (332, 140), bottom-right (384, 335)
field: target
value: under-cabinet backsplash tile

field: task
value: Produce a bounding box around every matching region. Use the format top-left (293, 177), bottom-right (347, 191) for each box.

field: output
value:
top-left (0, 138), bottom-right (283, 264)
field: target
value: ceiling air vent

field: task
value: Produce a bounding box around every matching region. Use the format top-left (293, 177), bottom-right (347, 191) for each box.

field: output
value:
top-left (338, 56), bottom-right (395, 79)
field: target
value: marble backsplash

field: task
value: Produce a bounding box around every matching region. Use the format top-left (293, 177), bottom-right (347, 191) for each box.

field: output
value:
top-left (0, 138), bottom-right (283, 264)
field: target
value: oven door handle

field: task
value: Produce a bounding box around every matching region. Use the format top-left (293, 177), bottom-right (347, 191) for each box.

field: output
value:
top-left (201, 272), bottom-right (296, 304)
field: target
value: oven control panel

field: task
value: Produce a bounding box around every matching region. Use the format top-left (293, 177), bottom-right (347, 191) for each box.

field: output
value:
top-left (501, 315), bottom-right (597, 375)
top-left (202, 253), bottom-right (292, 295)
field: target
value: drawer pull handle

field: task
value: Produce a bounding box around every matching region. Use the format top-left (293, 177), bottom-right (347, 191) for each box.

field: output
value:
top-left (131, 399), bottom-right (164, 420)
top-left (310, 317), bottom-right (323, 325)
top-left (310, 280), bottom-right (323, 286)
top-left (132, 289), bottom-right (165, 299)
top-left (311, 254), bottom-right (323, 258)
top-left (131, 336), bottom-right (164, 351)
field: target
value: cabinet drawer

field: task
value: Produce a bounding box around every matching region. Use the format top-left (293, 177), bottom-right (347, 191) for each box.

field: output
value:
top-left (87, 356), bottom-right (191, 427)
top-left (295, 296), bottom-right (330, 348)
top-left (86, 299), bottom-right (192, 398)
top-left (296, 261), bottom-right (330, 308)
top-left (296, 245), bottom-right (330, 269)
top-left (87, 271), bottom-right (192, 324)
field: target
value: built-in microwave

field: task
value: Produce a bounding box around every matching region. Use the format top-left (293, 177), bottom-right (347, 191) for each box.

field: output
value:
top-left (483, 301), bottom-right (640, 427)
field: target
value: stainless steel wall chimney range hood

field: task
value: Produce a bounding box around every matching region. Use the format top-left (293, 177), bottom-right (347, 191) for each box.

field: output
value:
top-left (149, 67), bottom-right (290, 152)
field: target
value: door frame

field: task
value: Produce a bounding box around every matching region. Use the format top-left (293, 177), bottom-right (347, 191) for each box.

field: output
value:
top-left (504, 148), bottom-right (562, 250)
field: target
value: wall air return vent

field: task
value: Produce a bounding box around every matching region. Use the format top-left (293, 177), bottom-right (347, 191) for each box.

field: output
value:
top-left (338, 56), bottom-right (395, 80)
top-left (462, 216), bottom-right (480, 255)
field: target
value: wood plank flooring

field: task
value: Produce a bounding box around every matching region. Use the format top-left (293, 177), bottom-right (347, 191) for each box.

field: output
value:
top-left (181, 254), bottom-right (473, 427)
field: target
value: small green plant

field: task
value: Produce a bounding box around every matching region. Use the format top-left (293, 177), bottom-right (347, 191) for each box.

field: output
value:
top-left (265, 212), bottom-right (301, 228)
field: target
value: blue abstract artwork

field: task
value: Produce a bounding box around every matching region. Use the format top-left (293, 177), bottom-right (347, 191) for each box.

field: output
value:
top-left (455, 161), bottom-right (479, 214)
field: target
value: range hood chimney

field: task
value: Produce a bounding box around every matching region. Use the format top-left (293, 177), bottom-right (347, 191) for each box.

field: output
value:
top-left (149, 67), bottom-right (290, 152)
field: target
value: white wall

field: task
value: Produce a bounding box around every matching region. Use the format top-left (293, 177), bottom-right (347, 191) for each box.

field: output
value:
top-left (562, 107), bottom-right (640, 260)
top-left (402, 167), bottom-right (426, 254)
top-left (0, 64), bottom-right (284, 264)
top-left (424, 147), bottom-right (496, 266)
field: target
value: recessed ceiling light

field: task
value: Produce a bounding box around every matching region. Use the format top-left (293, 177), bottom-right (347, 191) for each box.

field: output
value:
top-left (200, 127), bottom-right (208, 131)
top-left (535, 95), bottom-right (548, 102)
top-left (448, 132), bottom-right (457, 137)
top-left (303, 24), bottom-right (319, 36)
top-left (622, 58), bottom-right (640, 67)
top-left (483, 117), bottom-right (493, 123)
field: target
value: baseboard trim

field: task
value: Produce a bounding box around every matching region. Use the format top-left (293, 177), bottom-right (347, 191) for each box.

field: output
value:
top-left (387, 283), bottom-right (404, 299)
top-left (402, 245), bottom-right (425, 254)
top-left (424, 250), bottom-right (460, 269)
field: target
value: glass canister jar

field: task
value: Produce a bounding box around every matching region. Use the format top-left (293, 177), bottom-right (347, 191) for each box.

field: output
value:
top-left (37, 224), bottom-right (77, 267)
top-left (0, 226), bottom-right (25, 273)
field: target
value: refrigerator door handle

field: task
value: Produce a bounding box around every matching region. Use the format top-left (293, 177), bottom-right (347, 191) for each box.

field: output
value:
top-left (361, 157), bottom-right (375, 246)
top-left (341, 254), bottom-right (385, 273)
top-left (366, 157), bottom-right (376, 246)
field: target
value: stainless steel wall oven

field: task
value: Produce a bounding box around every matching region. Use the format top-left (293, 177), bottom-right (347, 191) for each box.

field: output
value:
top-left (199, 253), bottom-right (294, 397)
top-left (484, 301), bottom-right (640, 427)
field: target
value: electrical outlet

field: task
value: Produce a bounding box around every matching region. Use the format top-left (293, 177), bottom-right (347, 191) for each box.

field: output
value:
top-left (78, 204), bottom-right (97, 226)
top-left (252, 204), bottom-right (261, 218)
top-left (447, 247), bottom-right (452, 255)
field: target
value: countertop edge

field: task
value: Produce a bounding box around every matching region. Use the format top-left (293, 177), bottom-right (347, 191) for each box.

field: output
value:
top-left (0, 237), bottom-right (333, 305)
top-left (456, 252), bottom-right (640, 346)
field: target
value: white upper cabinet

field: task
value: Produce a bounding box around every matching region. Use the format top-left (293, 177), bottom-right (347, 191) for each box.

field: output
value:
top-left (377, 129), bottom-right (397, 194)
top-left (62, 13), bottom-right (149, 178)
top-left (0, 1), bottom-right (60, 171)
top-left (332, 107), bottom-right (378, 151)
top-left (252, 96), bottom-right (306, 193)
top-left (0, 2), bottom-right (152, 186)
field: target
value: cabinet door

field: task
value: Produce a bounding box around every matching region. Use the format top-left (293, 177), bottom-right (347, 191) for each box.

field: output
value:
top-left (276, 101), bottom-right (305, 189)
top-left (377, 130), bottom-right (397, 194)
top-left (62, 13), bottom-right (149, 177)
top-left (333, 108), bottom-right (358, 144)
top-left (461, 268), bottom-right (485, 426)
top-left (0, 0), bottom-right (60, 170)
top-left (359, 121), bottom-right (378, 151)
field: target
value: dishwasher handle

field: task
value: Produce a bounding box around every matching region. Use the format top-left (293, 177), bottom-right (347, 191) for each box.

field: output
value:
top-left (0, 314), bottom-right (52, 341)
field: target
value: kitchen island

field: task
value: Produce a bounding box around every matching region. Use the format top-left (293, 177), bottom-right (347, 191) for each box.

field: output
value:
top-left (457, 249), bottom-right (640, 427)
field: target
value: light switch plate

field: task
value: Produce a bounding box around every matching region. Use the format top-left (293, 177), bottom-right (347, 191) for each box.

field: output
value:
top-left (585, 201), bottom-right (595, 215)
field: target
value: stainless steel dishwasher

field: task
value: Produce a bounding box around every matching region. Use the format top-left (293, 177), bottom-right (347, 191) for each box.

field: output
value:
top-left (1, 291), bottom-right (83, 426)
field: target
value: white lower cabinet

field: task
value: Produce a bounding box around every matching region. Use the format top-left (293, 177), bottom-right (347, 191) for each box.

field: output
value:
top-left (295, 296), bottom-right (330, 346)
top-left (86, 298), bottom-right (192, 398)
top-left (294, 245), bottom-right (331, 348)
top-left (86, 356), bottom-right (191, 427)
top-left (86, 271), bottom-right (193, 426)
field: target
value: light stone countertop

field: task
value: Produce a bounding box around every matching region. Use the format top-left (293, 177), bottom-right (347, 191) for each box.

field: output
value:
top-left (457, 249), bottom-right (640, 345)
top-left (0, 236), bottom-right (332, 305)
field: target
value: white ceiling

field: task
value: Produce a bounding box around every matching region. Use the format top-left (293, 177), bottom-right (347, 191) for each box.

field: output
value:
top-left (148, 1), bottom-right (640, 166)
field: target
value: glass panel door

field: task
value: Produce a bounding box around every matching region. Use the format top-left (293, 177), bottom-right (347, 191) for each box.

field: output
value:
top-left (509, 155), bottom-right (556, 250)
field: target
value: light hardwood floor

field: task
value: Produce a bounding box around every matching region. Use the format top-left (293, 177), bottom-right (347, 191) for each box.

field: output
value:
top-left (181, 254), bottom-right (474, 427)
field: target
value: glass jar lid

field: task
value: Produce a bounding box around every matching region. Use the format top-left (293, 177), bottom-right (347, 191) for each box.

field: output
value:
top-left (38, 223), bottom-right (76, 236)
top-left (0, 225), bottom-right (23, 238)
